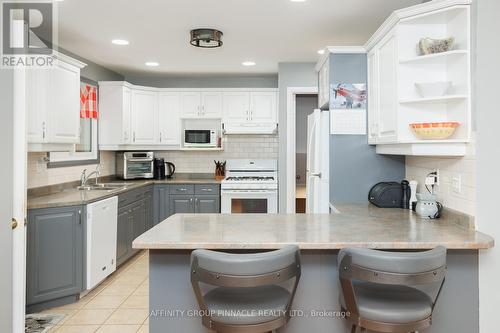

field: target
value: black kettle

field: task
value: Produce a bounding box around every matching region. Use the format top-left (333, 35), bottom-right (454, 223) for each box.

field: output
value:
top-left (154, 158), bottom-right (166, 179)
top-left (165, 161), bottom-right (175, 178)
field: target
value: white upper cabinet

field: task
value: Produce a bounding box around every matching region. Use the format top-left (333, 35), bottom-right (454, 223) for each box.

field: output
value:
top-left (222, 90), bottom-right (278, 134)
top-left (181, 91), bottom-right (222, 118)
top-left (158, 92), bottom-right (181, 145)
top-left (365, 0), bottom-right (472, 156)
top-left (131, 89), bottom-right (158, 144)
top-left (317, 59), bottom-right (330, 109)
top-left (250, 92), bottom-right (277, 123)
top-left (222, 92), bottom-right (249, 123)
top-left (99, 83), bottom-right (132, 146)
top-left (27, 53), bottom-right (86, 151)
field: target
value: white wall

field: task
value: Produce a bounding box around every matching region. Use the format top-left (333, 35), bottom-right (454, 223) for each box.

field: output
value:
top-left (405, 136), bottom-right (476, 216)
top-left (27, 151), bottom-right (115, 188)
top-left (155, 135), bottom-right (278, 173)
top-left (476, 0), bottom-right (500, 332)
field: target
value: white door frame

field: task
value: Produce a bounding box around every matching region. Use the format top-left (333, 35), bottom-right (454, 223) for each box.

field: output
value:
top-left (286, 87), bottom-right (318, 213)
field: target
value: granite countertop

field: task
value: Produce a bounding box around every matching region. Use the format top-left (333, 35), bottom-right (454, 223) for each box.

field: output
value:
top-left (132, 204), bottom-right (494, 250)
top-left (27, 174), bottom-right (221, 209)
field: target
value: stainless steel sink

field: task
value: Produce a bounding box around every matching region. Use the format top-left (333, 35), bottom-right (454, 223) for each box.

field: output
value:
top-left (77, 183), bottom-right (127, 191)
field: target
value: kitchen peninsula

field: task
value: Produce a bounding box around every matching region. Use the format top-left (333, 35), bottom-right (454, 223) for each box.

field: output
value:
top-left (133, 205), bottom-right (494, 333)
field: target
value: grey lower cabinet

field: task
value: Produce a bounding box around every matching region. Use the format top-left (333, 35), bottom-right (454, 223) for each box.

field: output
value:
top-left (154, 184), bottom-right (220, 223)
top-left (117, 185), bottom-right (153, 267)
top-left (26, 205), bottom-right (84, 312)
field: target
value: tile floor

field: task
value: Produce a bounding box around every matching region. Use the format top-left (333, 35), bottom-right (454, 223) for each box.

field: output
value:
top-left (42, 251), bottom-right (149, 333)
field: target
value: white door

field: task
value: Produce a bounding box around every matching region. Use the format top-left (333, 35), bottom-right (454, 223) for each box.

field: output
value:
top-left (158, 92), bottom-right (181, 145)
top-left (250, 92), bottom-right (277, 123)
top-left (377, 30), bottom-right (398, 143)
top-left (122, 87), bottom-right (132, 144)
top-left (132, 89), bottom-right (158, 144)
top-left (223, 92), bottom-right (250, 123)
top-left (26, 68), bottom-right (48, 143)
top-left (367, 50), bottom-right (379, 144)
top-left (201, 92), bottom-right (222, 118)
top-left (306, 110), bottom-right (330, 213)
top-left (181, 92), bottom-right (201, 118)
top-left (48, 61), bottom-right (81, 143)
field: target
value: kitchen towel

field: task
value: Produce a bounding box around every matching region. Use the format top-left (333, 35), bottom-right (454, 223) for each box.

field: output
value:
top-left (80, 83), bottom-right (98, 119)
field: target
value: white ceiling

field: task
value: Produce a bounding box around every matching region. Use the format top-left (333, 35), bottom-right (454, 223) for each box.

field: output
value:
top-left (56, 0), bottom-right (422, 76)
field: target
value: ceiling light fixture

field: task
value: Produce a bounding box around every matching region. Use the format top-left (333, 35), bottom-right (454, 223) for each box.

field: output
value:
top-left (145, 62), bottom-right (159, 67)
top-left (317, 49), bottom-right (326, 55)
top-left (290, 0), bottom-right (307, 2)
top-left (111, 39), bottom-right (129, 46)
top-left (242, 61), bottom-right (256, 67)
top-left (190, 29), bottom-right (223, 48)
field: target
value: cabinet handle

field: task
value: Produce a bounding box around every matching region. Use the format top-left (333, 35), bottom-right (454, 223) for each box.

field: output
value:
top-left (78, 210), bottom-right (82, 224)
top-left (133, 132), bottom-right (136, 142)
top-left (42, 121), bottom-right (46, 140)
top-left (195, 198), bottom-right (199, 205)
top-left (159, 132), bottom-right (162, 142)
top-left (201, 188), bottom-right (212, 192)
top-left (178, 188), bottom-right (188, 192)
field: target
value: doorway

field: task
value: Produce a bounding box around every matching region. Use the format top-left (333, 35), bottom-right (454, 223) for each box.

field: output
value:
top-left (295, 94), bottom-right (318, 213)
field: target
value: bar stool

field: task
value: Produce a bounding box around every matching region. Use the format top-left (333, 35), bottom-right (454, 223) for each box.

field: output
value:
top-left (190, 245), bottom-right (301, 333)
top-left (338, 246), bottom-right (447, 333)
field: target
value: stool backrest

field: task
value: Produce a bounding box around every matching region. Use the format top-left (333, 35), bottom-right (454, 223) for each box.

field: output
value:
top-left (338, 246), bottom-right (447, 317)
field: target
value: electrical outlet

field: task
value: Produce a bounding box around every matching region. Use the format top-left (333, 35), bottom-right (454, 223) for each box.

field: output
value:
top-left (452, 174), bottom-right (463, 195)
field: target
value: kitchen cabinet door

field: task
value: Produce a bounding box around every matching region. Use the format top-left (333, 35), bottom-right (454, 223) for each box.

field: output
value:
top-left (154, 185), bottom-right (170, 225)
top-left (158, 92), bottom-right (181, 145)
top-left (131, 89), bottom-right (159, 144)
top-left (169, 195), bottom-right (194, 215)
top-left (144, 188), bottom-right (153, 230)
top-left (377, 30), bottom-right (398, 143)
top-left (250, 92), bottom-right (277, 123)
top-left (201, 92), bottom-right (223, 118)
top-left (122, 87), bottom-right (132, 144)
top-left (26, 68), bottom-right (49, 143)
top-left (48, 61), bottom-right (81, 144)
top-left (194, 195), bottom-right (220, 213)
top-left (181, 92), bottom-right (201, 118)
top-left (223, 92), bottom-right (250, 123)
top-left (116, 207), bottom-right (131, 267)
top-left (131, 200), bottom-right (146, 240)
top-left (367, 50), bottom-right (379, 144)
top-left (27, 206), bottom-right (83, 308)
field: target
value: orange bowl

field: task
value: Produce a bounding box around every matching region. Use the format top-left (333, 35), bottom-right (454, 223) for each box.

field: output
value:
top-left (410, 122), bottom-right (460, 140)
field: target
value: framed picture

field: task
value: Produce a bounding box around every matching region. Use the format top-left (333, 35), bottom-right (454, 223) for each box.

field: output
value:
top-left (330, 83), bottom-right (367, 135)
top-left (331, 83), bottom-right (367, 109)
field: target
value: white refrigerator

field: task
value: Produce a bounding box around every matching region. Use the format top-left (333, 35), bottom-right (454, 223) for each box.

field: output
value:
top-left (306, 109), bottom-right (330, 213)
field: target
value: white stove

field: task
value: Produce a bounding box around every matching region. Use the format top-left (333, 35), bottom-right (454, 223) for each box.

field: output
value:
top-left (221, 159), bottom-right (278, 213)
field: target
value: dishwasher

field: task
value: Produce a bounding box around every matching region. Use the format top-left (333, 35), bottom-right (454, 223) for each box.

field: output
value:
top-left (86, 196), bottom-right (118, 290)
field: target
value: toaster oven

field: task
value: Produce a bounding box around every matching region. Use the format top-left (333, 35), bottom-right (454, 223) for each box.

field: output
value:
top-left (116, 152), bottom-right (154, 180)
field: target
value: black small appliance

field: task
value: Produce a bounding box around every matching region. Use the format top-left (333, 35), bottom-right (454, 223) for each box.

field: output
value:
top-left (368, 182), bottom-right (403, 208)
top-left (165, 161), bottom-right (175, 178)
top-left (154, 158), bottom-right (166, 179)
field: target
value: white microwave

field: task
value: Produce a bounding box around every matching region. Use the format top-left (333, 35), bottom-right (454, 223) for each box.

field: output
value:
top-left (184, 129), bottom-right (217, 147)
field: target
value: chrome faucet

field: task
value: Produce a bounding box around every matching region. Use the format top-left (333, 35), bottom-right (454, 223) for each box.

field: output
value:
top-left (80, 165), bottom-right (101, 187)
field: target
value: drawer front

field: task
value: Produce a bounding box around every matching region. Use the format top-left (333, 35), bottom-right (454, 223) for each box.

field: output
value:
top-left (170, 184), bottom-right (194, 195)
top-left (118, 188), bottom-right (145, 208)
top-left (195, 184), bottom-right (220, 195)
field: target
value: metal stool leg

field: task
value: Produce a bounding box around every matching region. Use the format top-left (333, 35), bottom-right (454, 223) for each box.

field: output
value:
top-left (350, 324), bottom-right (357, 333)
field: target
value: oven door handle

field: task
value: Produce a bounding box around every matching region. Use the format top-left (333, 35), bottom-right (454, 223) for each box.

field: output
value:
top-left (221, 190), bottom-right (277, 194)
top-left (127, 158), bottom-right (153, 162)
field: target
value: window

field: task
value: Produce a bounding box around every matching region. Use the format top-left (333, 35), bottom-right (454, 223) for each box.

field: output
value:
top-left (48, 80), bottom-right (100, 167)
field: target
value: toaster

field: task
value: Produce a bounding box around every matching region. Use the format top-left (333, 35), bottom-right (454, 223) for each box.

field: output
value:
top-left (368, 182), bottom-right (402, 208)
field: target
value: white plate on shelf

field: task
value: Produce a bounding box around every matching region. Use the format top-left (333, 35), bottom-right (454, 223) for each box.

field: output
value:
top-left (415, 81), bottom-right (452, 98)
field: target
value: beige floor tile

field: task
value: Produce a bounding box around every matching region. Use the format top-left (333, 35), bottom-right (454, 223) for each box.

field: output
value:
top-left (105, 308), bottom-right (148, 325)
top-left (54, 325), bottom-right (100, 333)
top-left (83, 294), bottom-right (128, 309)
top-left (132, 284), bottom-right (149, 296)
top-left (120, 295), bottom-right (148, 309)
top-left (112, 274), bottom-right (147, 286)
top-left (65, 309), bottom-right (114, 325)
top-left (137, 325), bottom-right (149, 333)
top-left (40, 309), bottom-right (78, 325)
top-left (99, 283), bottom-right (138, 296)
top-left (95, 324), bottom-right (141, 333)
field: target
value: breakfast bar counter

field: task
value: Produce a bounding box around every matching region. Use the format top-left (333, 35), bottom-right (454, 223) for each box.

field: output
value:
top-left (133, 205), bottom-right (494, 333)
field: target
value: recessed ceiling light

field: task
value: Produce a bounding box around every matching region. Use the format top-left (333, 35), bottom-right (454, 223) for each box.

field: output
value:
top-left (145, 62), bottom-right (159, 67)
top-left (111, 39), bottom-right (129, 46)
top-left (317, 49), bottom-right (326, 55)
top-left (242, 61), bottom-right (256, 67)
top-left (290, 0), bottom-right (307, 2)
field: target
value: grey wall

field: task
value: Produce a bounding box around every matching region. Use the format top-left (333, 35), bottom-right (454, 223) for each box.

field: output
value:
top-left (278, 62), bottom-right (318, 212)
top-left (125, 74), bottom-right (278, 88)
top-left (0, 69), bottom-right (14, 333)
top-left (329, 54), bottom-right (405, 203)
top-left (56, 47), bottom-right (125, 82)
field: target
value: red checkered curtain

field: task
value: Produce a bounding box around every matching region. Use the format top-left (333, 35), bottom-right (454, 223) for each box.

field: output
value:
top-left (80, 83), bottom-right (98, 119)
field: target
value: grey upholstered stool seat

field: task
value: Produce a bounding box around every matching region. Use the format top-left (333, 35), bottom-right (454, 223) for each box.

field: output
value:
top-left (338, 246), bottom-right (446, 333)
top-left (204, 285), bottom-right (290, 325)
top-left (191, 245), bottom-right (301, 333)
top-left (340, 283), bottom-right (433, 323)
